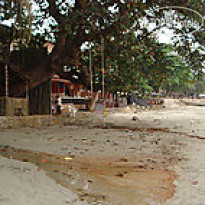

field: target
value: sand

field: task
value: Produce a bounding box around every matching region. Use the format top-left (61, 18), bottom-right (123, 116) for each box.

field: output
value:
top-left (0, 99), bottom-right (205, 205)
top-left (0, 156), bottom-right (86, 205)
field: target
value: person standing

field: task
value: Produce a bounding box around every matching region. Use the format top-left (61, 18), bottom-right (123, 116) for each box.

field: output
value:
top-left (55, 95), bottom-right (61, 115)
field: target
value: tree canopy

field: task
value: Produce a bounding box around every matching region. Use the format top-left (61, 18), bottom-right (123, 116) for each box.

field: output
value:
top-left (0, 0), bottom-right (204, 93)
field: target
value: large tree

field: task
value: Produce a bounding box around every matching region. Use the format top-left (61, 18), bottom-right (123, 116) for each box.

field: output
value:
top-left (0, 0), bottom-right (204, 90)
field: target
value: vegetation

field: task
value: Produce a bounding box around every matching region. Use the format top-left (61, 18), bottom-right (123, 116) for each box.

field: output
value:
top-left (0, 0), bottom-right (204, 94)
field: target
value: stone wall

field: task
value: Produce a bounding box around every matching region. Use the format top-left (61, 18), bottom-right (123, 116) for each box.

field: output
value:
top-left (0, 115), bottom-right (75, 129)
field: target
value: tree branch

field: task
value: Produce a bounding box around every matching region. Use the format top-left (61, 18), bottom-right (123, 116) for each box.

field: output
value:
top-left (46, 0), bottom-right (62, 23)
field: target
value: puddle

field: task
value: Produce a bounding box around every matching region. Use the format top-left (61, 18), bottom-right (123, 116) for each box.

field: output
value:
top-left (0, 145), bottom-right (176, 205)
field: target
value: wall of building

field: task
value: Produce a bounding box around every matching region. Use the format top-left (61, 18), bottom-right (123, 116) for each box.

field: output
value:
top-left (0, 65), bottom-right (5, 97)
top-left (6, 97), bottom-right (28, 116)
top-left (29, 79), bottom-right (51, 115)
top-left (0, 97), bottom-right (28, 116)
top-left (0, 97), bottom-right (6, 116)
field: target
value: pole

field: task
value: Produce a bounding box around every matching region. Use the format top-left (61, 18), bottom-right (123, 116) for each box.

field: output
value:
top-left (26, 82), bottom-right (29, 116)
top-left (101, 36), bottom-right (105, 100)
top-left (89, 43), bottom-right (93, 97)
top-left (5, 64), bottom-right (9, 116)
top-left (101, 36), bottom-right (106, 127)
top-left (50, 78), bottom-right (52, 115)
top-left (5, 64), bottom-right (9, 98)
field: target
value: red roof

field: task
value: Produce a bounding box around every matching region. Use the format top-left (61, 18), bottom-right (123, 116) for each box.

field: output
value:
top-left (52, 74), bottom-right (71, 83)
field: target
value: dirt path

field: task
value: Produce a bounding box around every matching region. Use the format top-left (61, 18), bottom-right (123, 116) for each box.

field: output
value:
top-left (0, 125), bottom-right (183, 204)
top-left (136, 100), bottom-right (205, 205)
top-left (0, 99), bottom-right (205, 205)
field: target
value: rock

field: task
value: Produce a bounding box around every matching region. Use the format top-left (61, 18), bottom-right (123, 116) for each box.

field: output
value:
top-left (192, 181), bottom-right (198, 185)
top-left (116, 172), bottom-right (124, 177)
top-left (112, 142), bottom-right (118, 146)
top-left (136, 165), bottom-right (145, 169)
top-left (88, 179), bottom-right (93, 183)
top-left (132, 116), bottom-right (139, 121)
top-left (83, 183), bottom-right (89, 190)
top-left (120, 157), bottom-right (128, 162)
top-left (70, 181), bottom-right (76, 185)
top-left (152, 140), bottom-right (159, 145)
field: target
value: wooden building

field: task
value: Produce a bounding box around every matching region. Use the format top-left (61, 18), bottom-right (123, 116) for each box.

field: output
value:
top-left (28, 79), bottom-right (51, 115)
top-left (52, 74), bottom-right (91, 99)
top-left (0, 61), bottom-right (29, 116)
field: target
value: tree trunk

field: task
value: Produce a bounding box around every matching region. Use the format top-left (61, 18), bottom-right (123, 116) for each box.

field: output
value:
top-left (88, 91), bottom-right (99, 112)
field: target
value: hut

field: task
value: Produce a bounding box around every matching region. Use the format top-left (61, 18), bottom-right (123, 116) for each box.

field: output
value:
top-left (0, 60), bottom-right (29, 116)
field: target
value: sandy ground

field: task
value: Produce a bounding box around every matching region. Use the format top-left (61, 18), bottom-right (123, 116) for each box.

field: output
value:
top-left (136, 100), bottom-right (205, 205)
top-left (0, 156), bottom-right (86, 205)
top-left (0, 99), bottom-right (205, 205)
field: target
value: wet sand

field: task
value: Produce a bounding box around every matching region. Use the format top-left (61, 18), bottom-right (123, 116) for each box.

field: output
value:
top-left (0, 145), bottom-right (176, 205)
